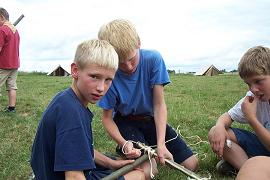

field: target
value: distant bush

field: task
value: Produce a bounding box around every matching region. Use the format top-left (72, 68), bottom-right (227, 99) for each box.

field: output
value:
top-left (19, 71), bottom-right (47, 75)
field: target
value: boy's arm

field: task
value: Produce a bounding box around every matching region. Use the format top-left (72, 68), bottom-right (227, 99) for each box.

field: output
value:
top-left (64, 151), bottom-right (135, 180)
top-left (94, 150), bottom-right (134, 169)
top-left (153, 84), bottom-right (173, 165)
top-left (208, 112), bottom-right (233, 157)
top-left (241, 96), bottom-right (270, 151)
top-left (101, 109), bottom-right (140, 158)
top-left (102, 109), bottom-right (127, 147)
top-left (65, 171), bottom-right (86, 180)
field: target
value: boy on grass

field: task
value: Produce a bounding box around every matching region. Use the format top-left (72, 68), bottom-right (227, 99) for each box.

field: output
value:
top-left (30, 39), bottom-right (148, 180)
top-left (97, 19), bottom-right (198, 171)
top-left (208, 46), bottom-right (270, 176)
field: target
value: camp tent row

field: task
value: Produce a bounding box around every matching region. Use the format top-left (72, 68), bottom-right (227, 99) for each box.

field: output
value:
top-left (195, 65), bottom-right (221, 76)
top-left (47, 64), bottom-right (221, 77)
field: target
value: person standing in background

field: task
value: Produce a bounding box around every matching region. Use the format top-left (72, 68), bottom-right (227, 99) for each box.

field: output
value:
top-left (0, 7), bottom-right (20, 113)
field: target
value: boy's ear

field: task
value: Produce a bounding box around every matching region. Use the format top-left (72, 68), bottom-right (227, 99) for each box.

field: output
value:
top-left (71, 63), bottom-right (78, 79)
top-left (137, 39), bottom-right (141, 48)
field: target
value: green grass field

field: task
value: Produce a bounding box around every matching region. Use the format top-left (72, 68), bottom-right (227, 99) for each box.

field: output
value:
top-left (0, 72), bottom-right (250, 180)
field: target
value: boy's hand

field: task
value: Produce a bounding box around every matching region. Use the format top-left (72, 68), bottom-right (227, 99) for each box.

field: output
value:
top-left (156, 144), bottom-right (173, 165)
top-left (242, 96), bottom-right (258, 124)
top-left (123, 141), bottom-right (141, 159)
top-left (208, 125), bottom-right (228, 157)
top-left (109, 158), bottom-right (135, 170)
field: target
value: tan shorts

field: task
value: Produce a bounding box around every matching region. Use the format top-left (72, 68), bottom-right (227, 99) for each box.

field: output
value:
top-left (0, 69), bottom-right (18, 90)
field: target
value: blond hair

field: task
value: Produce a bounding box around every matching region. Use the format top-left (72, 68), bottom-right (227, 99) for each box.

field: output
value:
top-left (238, 46), bottom-right (270, 79)
top-left (98, 19), bottom-right (140, 62)
top-left (74, 39), bottom-right (118, 70)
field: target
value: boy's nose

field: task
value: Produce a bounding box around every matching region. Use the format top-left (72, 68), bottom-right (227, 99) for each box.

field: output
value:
top-left (250, 84), bottom-right (259, 93)
top-left (126, 63), bottom-right (134, 71)
top-left (97, 81), bottom-right (105, 92)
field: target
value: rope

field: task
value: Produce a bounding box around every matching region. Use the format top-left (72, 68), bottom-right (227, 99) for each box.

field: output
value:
top-left (143, 145), bottom-right (156, 178)
top-left (121, 124), bottom-right (212, 179)
top-left (121, 140), bottom-right (156, 178)
top-left (121, 140), bottom-right (131, 155)
top-left (137, 142), bottom-right (209, 180)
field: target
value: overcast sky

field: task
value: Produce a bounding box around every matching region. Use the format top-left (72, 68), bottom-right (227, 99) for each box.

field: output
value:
top-left (2, 0), bottom-right (270, 73)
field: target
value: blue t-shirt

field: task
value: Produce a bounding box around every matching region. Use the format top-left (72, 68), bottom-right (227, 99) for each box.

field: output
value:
top-left (98, 49), bottom-right (170, 116)
top-left (31, 88), bottom-right (95, 180)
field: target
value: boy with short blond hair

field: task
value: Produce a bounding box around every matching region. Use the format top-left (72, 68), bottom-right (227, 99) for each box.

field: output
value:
top-left (98, 19), bottom-right (198, 171)
top-left (31, 39), bottom-right (147, 180)
top-left (208, 46), bottom-right (270, 176)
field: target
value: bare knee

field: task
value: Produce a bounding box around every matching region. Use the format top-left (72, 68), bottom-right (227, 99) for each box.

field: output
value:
top-left (141, 158), bottom-right (158, 180)
top-left (137, 171), bottom-right (146, 180)
top-left (181, 155), bottom-right (198, 171)
top-left (237, 156), bottom-right (270, 180)
top-left (227, 128), bottom-right (237, 142)
top-left (124, 169), bottom-right (146, 180)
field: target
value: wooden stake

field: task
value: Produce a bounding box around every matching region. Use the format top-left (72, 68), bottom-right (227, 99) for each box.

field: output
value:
top-left (102, 154), bottom-right (149, 180)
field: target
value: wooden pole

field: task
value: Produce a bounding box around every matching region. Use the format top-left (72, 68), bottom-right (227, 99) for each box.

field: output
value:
top-left (13, 14), bottom-right (24, 26)
top-left (102, 154), bottom-right (149, 180)
top-left (136, 143), bottom-right (203, 180)
top-left (103, 143), bottom-right (204, 180)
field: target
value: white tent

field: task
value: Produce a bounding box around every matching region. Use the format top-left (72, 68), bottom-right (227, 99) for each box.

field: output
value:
top-left (47, 64), bottom-right (71, 76)
top-left (195, 65), bottom-right (221, 76)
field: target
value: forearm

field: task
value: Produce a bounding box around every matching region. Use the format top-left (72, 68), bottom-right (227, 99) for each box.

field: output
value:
top-left (94, 150), bottom-right (113, 169)
top-left (102, 117), bottom-right (126, 146)
top-left (249, 118), bottom-right (270, 151)
top-left (154, 102), bottom-right (167, 146)
top-left (152, 85), bottom-right (168, 147)
top-left (215, 112), bottom-right (233, 129)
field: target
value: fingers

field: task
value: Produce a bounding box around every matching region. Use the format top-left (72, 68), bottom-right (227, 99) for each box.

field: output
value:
top-left (157, 148), bottom-right (173, 165)
top-left (113, 159), bottom-right (135, 169)
top-left (123, 141), bottom-right (133, 154)
top-left (125, 148), bottom-right (141, 159)
top-left (210, 139), bottom-right (225, 158)
top-left (218, 141), bottom-right (224, 157)
top-left (248, 96), bottom-right (254, 103)
top-left (157, 154), bottom-right (174, 165)
top-left (166, 152), bottom-right (174, 161)
top-left (122, 159), bottom-right (135, 165)
top-left (122, 141), bottom-right (142, 159)
top-left (158, 156), bottom-right (166, 165)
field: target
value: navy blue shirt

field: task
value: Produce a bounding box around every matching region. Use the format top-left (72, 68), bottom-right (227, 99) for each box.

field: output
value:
top-left (31, 88), bottom-right (95, 180)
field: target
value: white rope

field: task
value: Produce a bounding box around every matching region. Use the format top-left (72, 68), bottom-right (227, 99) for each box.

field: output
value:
top-left (143, 145), bottom-right (156, 179)
top-left (120, 124), bottom-right (211, 179)
top-left (121, 140), bottom-right (156, 178)
top-left (121, 140), bottom-right (131, 155)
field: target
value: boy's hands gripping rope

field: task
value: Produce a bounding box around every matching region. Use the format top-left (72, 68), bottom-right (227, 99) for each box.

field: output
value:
top-left (122, 140), bottom-right (141, 159)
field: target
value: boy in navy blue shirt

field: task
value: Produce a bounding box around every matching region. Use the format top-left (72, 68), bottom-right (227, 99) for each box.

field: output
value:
top-left (31, 39), bottom-right (147, 180)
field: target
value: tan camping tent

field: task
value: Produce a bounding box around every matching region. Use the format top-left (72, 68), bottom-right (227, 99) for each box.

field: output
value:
top-left (195, 65), bottom-right (221, 76)
top-left (47, 65), bottom-right (70, 76)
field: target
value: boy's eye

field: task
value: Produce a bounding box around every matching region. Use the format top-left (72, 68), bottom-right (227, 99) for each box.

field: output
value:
top-left (255, 79), bottom-right (262, 84)
top-left (90, 75), bottom-right (98, 79)
top-left (105, 79), bottom-right (112, 83)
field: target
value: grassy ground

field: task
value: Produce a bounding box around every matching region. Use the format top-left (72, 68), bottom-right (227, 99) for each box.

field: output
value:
top-left (0, 72), bottom-right (250, 179)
